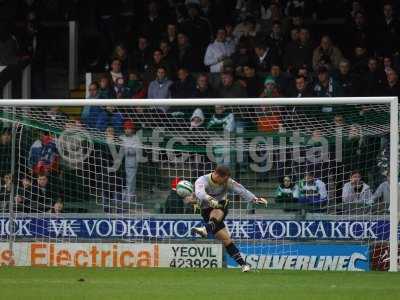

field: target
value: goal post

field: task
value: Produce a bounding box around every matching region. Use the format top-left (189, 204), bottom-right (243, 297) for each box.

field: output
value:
top-left (0, 97), bottom-right (398, 271)
top-left (389, 97), bottom-right (398, 272)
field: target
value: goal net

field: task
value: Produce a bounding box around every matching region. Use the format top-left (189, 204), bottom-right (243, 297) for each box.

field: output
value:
top-left (0, 98), bottom-right (398, 271)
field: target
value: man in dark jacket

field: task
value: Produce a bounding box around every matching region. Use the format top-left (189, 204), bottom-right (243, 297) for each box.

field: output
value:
top-left (333, 59), bottom-right (361, 97)
top-left (312, 66), bottom-right (343, 98)
top-left (254, 41), bottom-right (280, 75)
top-left (31, 174), bottom-right (58, 213)
top-left (15, 176), bottom-right (32, 213)
top-left (312, 66), bottom-right (343, 121)
top-left (360, 57), bottom-right (386, 96)
top-left (217, 71), bottom-right (247, 98)
top-left (351, 44), bottom-right (369, 75)
top-left (171, 68), bottom-right (197, 98)
top-left (283, 28), bottom-right (313, 71)
top-left (131, 36), bottom-right (152, 73)
top-left (376, 3), bottom-right (400, 56)
top-left (240, 62), bottom-right (264, 98)
top-left (176, 32), bottom-right (203, 72)
top-left (287, 75), bottom-right (313, 98)
top-left (192, 73), bottom-right (215, 98)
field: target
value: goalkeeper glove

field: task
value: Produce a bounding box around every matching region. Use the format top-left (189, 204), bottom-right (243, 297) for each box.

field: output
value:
top-left (254, 197), bottom-right (268, 207)
top-left (207, 196), bottom-right (220, 208)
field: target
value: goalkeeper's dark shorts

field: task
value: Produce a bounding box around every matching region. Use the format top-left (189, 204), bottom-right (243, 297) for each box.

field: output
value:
top-left (200, 200), bottom-right (229, 233)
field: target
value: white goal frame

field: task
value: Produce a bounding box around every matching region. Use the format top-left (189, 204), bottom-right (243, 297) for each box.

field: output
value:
top-left (2, 97), bottom-right (399, 272)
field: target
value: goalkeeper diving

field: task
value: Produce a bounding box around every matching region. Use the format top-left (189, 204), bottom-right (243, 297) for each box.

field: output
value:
top-left (187, 165), bottom-right (268, 272)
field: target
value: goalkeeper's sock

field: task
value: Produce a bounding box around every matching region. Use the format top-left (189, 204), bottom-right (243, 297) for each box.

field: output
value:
top-left (205, 218), bottom-right (217, 234)
top-left (226, 242), bottom-right (246, 266)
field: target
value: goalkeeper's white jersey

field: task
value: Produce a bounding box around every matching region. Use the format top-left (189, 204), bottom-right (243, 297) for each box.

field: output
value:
top-left (195, 173), bottom-right (256, 209)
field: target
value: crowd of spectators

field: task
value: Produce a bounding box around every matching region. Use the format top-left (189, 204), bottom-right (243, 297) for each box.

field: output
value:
top-left (82, 0), bottom-right (400, 104)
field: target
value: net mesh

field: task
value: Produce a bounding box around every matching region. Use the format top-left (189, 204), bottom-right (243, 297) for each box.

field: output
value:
top-left (0, 101), bottom-right (397, 270)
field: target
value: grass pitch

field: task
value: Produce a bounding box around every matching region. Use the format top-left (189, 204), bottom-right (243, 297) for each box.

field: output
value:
top-left (0, 267), bottom-right (399, 300)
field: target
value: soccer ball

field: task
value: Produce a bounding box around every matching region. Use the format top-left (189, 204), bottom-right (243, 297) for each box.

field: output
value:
top-left (176, 180), bottom-right (194, 198)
